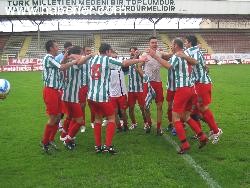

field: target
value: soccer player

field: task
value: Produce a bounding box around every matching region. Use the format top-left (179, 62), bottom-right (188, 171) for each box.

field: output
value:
top-left (148, 38), bottom-right (208, 154)
top-left (184, 35), bottom-right (223, 144)
top-left (55, 42), bottom-right (73, 132)
top-left (127, 47), bottom-right (147, 130)
top-left (141, 36), bottom-right (164, 135)
top-left (109, 50), bottom-right (129, 132)
top-left (60, 46), bottom-right (92, 150)
top-left (78, 46), bottom-right (92, 133)
top-left (87, 43), bottom-right (147, 154)
top-left (41, 40), bottom-right (77, 153)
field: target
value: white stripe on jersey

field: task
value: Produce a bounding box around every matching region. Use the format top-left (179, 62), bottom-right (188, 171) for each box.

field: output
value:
top-left (109, 69), bottom-right (127, 97)
top-left (128, 65), bottom-right (143, 92)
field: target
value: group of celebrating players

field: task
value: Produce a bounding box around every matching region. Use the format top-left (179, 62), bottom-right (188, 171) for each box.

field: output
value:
top-left (41, 35), bottom-right (222, 155)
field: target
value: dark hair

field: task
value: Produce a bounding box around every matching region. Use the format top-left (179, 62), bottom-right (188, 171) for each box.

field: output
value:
top-left (149, 36), bottom-right (157, 41)
top-left (99, 43), bottom-right (112, 54)
top-left (45, 40), bottom-right (56, 52)
top-left (129, 47), bottom-right (138, 51)
top-left (185, 35), bottom-right (198, 47)
top-left (173, 38), bottom-right (184, 49)
top-left (67, 46), bottom-right (82, 55)
top-left (64, 42), bottom-right (72, 49)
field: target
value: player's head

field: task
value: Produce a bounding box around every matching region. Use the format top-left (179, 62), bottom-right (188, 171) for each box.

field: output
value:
top-left (99, 43), bottom-right (112, 56)
top-left (111, 49), bottom-right (118, 59)
top-left (149, 36), bottom-right (158, 50)
top-left (45, 40), bottom-right (59, 56)
top-left (83, 46), bottom-right (92, 55)
top-left (64, 42), bottom-right (73, 51)
top-left (67, 46), bottom-right (83, 55)
top-left (171, 38), bottom-right (184, 53)
top-left (184, 35), bottom-right (198, 48)
top-left (129, 47), bottom-right (138, 57)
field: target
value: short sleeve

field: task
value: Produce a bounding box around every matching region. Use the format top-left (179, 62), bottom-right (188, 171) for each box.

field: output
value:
top-left (108, 57), bottom-right (122, 69)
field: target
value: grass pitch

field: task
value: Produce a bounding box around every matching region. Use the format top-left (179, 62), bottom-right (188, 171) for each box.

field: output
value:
top-left (0, 65), bottom-right (249, 187)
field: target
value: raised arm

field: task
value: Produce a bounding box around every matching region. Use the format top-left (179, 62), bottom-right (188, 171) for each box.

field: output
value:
top-left (175, 51), bottom-right (197, 65)
top-left (147, 49), bottom-right (172, 69)
top-left (121, 56), bottom-right (147, 67)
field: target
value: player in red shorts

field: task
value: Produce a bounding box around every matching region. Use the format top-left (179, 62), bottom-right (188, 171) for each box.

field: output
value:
top-left (148, 38), bottom-right (208, 154)
top-left (184, 35), bottom-right (223, 144)
top-left (86, 43), bottom-right (147, 154)
top-left (41, 40), bottom-right (78, 153)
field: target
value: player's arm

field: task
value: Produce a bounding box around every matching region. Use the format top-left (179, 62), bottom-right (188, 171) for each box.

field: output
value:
top-left (161, 51), bottom-right (173, 61)
top-left (175, 51), bottom-right (197, 65)
top-left (135, 63), bottom-right (144, 78)
top-left (148, 49), bottom-right (172, 69)
top-left (48, 56), bottom-right (75, 70)
top-left (68, 54), bottom-right (93, 65)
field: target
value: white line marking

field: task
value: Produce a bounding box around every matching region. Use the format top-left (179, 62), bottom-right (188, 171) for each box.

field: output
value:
top-left (163, 134), bottom-right (221, 188)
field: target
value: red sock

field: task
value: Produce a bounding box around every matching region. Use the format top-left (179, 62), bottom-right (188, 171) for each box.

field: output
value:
top-left (196, 120), bottom-right (202, 129)
top-left (202, 109), bottom-right (219, 134)
top-left (91, 111), bottom-right (95, 123)
top-left (49, 124), bottom-right (58, 142)
top-left (42, 124), bottom-right (54, 145)
top-left (94, 122), bottom-right (102, 146)
top-left (174, 121), bottom-right (186, 142)
top-left (157, 122), bottom-right (161, 129)
top-left (105, 122), bottom-right (116, 147)
top-left (68, 122), bottom-right (82, 139)
top-left (187, 118), bottom-right (202, 135)
top-left (61, 118), bottom-right (72, 138)
top-left (167, 109), bottom-right (172, 123)
top-left (147, 118), bottom-right (152, 126)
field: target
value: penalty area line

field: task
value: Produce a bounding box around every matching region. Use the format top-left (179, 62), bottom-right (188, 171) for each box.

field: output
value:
top-left (163, 134), bottom-right (221, 188)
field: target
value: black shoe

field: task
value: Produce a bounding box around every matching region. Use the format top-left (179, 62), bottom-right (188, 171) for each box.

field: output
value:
top-left (49, 141), bottom-right (59, 150)
top-left (123, 126), bottom-right (129, 132)
top-left (42, 143), bottom-right (51, 154)
top-left (64, 141), bottom-right (76, 150)
top-left (102, 145), bottom-right (118, 155)
top-left (156, 128), bottom-right (163, 136)
top-left (94, 145), bottom-right (102, 153)
top-left (145, 125), bottom-right (151, 134)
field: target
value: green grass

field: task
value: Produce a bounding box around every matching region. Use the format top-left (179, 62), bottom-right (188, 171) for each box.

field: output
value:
top-left (0, 65), bottom-right (249, 187)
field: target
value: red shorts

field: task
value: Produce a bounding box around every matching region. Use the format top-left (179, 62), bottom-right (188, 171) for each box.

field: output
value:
top-left (58, 89), bottom-right (64, 113)
top-left (143, 81), bottom-right (164, 104)
top-left (166, 90), bottom-right (175, 103)
top-left (43, 87), bottom-right (61, 115)
top-left (88, 100), bottom-right (115, 117)
top-left (195, 83), bottom-right (212, 106)
top-left (127, 92), bottom-right (144, 107)
top-left (173, 87), bottom-right (195, 113)
top-left (79, 85), bottom-right (88, 104)
top-left (62, 101), bottom-right (83, 118)
top-left (110, 95), bottom-right (128, 110)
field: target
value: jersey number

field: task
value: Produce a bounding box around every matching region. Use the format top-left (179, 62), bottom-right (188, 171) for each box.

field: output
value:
top-left (91, 64), bottom-right (101, 80)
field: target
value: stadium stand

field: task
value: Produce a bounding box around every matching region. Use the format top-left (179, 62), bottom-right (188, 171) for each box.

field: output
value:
top-left (0, 29), bottom-right (249, 60)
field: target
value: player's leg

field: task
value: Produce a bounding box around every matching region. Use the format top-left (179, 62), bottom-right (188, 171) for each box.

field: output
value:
top-left (128, 92), bottom-right (137, 129)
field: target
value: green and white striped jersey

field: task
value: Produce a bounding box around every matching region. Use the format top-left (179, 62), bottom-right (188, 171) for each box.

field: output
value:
top-left (185, 46), bottom-right (212, 84)
top-left (167, 68), bottom-right (176, 91)
top-left (128, 65), bottom-right (143, 92)
top-left (79, 63), bottom-right (88, 86)
top-left (42, 54), bottom-right (62, 89)
top-left (87, 55), bottom-right (123, 102)
top-left (169, 54), bottom-right (194, 88)
top-left (62, 64), bottom-right (81, 103)
top-left (55, 52), bottom-right (66, 89)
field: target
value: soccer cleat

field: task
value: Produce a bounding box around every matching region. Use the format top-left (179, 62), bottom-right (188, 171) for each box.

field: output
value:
top-left (91, 123), bottom-right (94, 129)
top-left (211, 128), bottom-right (223, 144)
top-left (145, 125), bottom-right (151, 134)
top-left (143, 123), bottom-right (148, 130)
top-left (49, 141), bottom-right (59, 150)
top-left (177, 142), bottom-right (190, 155)
top-left (156, 128), bottom-right (163, 136)
top-left (190, 135), bottom-right (199, 140)
top-left (123, 125), bottom-right (129, 132)
top-left (198, 134), bottom-right (208, 149)
top-left (94, 145), bottom-right (102, 153)
top-left (171, 128), bottom-right (177, 136)
top-left (129, 123), bottom-right (137, 130)
top-left (102, 145), bottom-right (118, 155)
top-left (58, 120), bottom-right (63, 132)
top-left (64, 141), bottom-right (76, 150)
top-left (60, 136), bottom-right (67, 142)
top-left (41, 143), bottom-right (51, 154)
top-left (80, 126), bottom-right (86, 133)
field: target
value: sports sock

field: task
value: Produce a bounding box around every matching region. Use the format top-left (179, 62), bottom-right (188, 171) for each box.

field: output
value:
top-left (61, 117), bottom-right (72, 138)
top-left (94, 122), bottom-right (102, 146)
top-left (105, 122), bottom-right (116, 147)
top-left (157, 122), bottom-right (161, 129)
top-left (42, 124), bottom-right (54, 145)
top-left (202, 109), bottom-right (219, 134)
top-left (187, 118), bottom-right (202, 135)
top-left (49, 124), bottom-right (58, 142)
top-left (67, 121), bottom-right (82, 140)
top-left (167, 109), bottom-right (172, 123)
top-left (174, 120), bottom-right (186, 142)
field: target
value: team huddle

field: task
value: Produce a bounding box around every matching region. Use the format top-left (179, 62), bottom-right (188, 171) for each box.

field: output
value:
top-left (40, 35), bottom-right (222, 155)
